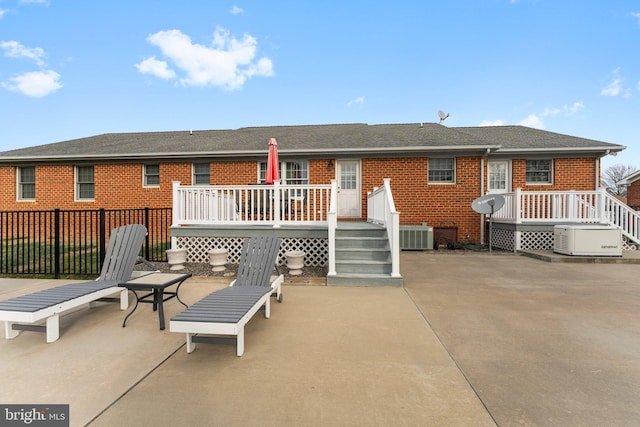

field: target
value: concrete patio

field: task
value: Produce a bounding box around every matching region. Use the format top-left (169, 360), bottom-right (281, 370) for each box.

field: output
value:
top-left (1, 251), bottom-right (639, 426)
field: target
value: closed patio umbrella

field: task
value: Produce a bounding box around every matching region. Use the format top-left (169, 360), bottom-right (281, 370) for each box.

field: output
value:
top-left (266, 138), bottom-right (280, 184)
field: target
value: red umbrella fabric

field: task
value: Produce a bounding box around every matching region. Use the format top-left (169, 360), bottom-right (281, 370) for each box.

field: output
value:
top-left (266, 137), bottom-right (280, 184)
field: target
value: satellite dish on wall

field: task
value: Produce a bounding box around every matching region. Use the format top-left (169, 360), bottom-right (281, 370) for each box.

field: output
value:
top-left (471, 194), bottom-right (505, 215)
top-left (438, 110), bottom-right (450, 123)
top-left (471, 194), bottom-right (505, 253)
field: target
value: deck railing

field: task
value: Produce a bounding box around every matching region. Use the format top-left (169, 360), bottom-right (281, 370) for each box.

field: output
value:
top-left (367, 178), bottom-right (401, 278)
top-left (493, 188), bottom-right (640, 244)
top-left (172, 181), bottom-right (332, 227)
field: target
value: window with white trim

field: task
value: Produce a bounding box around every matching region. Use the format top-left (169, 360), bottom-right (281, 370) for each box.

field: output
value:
top-left (75, 165), bottom-right (94, 200)
top-left (17, 166), bottom-right (36, 200)
top-left (144, 164), bottom-right (160, 187)
top-left (193, 163), bottom-right (210, 185)
top-left (428, 158), bottom-right (455, 183)
top-left (258, 161), bottom-right (308, 185)
top-left (526, 159), bottom-right (553, 184)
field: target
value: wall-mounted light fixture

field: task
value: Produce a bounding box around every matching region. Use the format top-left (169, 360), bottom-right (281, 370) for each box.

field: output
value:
top-left (328, 159), bottom-right (334, 170)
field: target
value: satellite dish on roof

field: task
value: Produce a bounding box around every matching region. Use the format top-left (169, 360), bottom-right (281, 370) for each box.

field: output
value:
top-left (471, 194), bottom-right (505, 254)
top-left (438, 110), bottom-right (450, 123)
top-left (471, 194), bottom-right (505, 215)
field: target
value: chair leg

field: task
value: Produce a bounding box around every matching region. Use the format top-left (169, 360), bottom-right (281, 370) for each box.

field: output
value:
top-left (186, 333), bottom-right (195, 353)
top-left (46, 315), bottom-right (60, 343)
top-left (4, 322), bottom-right (19, 340)
top-left (237, 328), bottom-right (244, 356)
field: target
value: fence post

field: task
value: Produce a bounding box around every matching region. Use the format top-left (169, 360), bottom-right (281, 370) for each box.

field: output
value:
top-left (99, 208), bottom-right (106, 269)
top-left (54, 209), bottom-right (60, 279)
top-left (144, 207), bottom-right (151, 261)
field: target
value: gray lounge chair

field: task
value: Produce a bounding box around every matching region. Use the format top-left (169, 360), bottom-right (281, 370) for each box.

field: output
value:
top-left (170, 236), bottom-right (284, 356)
top-left (0, 224), bottom-right (148, 343)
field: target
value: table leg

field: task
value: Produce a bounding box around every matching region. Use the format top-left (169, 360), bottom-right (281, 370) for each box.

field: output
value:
top-left (153, 288), bottom-right (159, 311)
top-left (157, 288), bottom-right (165, 330)
top-left (122, 290), bottom-right (140, 327)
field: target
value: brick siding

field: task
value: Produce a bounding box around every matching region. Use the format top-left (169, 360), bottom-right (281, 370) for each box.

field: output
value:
top-left (0, 156), bottom-right (600, 243)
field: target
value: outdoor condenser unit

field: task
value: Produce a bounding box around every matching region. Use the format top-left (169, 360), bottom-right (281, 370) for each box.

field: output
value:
top-left (553, 225), bottom-right (622, 257)
top-left (399, 225), bottom-right (434, 250)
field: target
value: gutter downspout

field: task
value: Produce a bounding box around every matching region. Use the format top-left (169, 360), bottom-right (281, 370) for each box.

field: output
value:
top-left (595, 150), bottom-right (611, 189)
top-left (480, 149), bottom-right (490, 245)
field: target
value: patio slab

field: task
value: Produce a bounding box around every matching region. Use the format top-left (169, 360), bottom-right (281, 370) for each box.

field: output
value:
top-left (0, 274), bottom-right (493, 427)
top-left (2, 251), bottom-right (639, 426)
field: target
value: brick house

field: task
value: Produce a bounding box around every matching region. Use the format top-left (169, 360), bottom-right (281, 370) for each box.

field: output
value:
top-left (0, 123), bottom-right (630, 284)
top-left (619, 170), bottom-right (640, 210)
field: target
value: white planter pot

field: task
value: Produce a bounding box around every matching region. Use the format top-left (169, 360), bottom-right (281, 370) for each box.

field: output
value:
top-left (166, 248), bottom-right (187, 271)
top-left (285, 250), bottom-right (305, 276)
top-left (208, 248), bottom-right (229, 272)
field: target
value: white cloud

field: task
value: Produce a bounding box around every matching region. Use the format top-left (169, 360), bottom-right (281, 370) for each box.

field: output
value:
top-left (1, 70), bottom-right (62, 97)
top-left (479, 119), bottom-right (505, 126)
top-left (347, 96), bottom-right (365, 107)
top-left (565, 101), bottom-right (584, 114)
top-left (230, 6), bottom-right (243, 15)
top-left (0, 9), bottom-right (6, 18)
top-left (138, 27), bottom-right (273, 90)
top-left (631, 12), bottom-right (640, 27)
top-left (600, 68), bottom-right (631, 97)
top-left (135, 56), bottom-right (176, 79)
top-left (541, 102), bottom-right (584, 116)
top-left (1, 40), bottom-right (46, 66)
top-left (518, 114), bottom-right (545, 129)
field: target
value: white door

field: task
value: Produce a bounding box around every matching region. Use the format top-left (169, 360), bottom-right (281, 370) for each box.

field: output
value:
top-left (488, 160), bottom-right (511, 194)
top-left (336, 160), bottom-right (361, 217)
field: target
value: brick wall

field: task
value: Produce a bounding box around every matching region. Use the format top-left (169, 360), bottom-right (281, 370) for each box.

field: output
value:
top-left (0, 156), bottom-right (600, 243)
top-left (628, 181), bottom-right (640, 210)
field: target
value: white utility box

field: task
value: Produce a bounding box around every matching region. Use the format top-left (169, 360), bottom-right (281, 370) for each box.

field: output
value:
top-left (553, 225), bottom-right (622, 256)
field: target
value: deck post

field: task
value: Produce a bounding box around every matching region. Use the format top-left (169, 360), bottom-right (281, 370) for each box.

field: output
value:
top-left (514, 188), bottom-right (522, 224)
top-left (171, 181), bottom-right (181, 248)
top-left (273, 180), bottom-right (281, 228)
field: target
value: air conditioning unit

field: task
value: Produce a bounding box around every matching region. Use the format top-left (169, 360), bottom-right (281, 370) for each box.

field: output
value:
top-left (400, 225), bottom-right (434, 250)
top-left (553, 225), bottom-right (622, 256)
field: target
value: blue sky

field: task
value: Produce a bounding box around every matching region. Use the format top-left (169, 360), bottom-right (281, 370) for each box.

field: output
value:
top-left (1, 1), bottom-right (638, 172)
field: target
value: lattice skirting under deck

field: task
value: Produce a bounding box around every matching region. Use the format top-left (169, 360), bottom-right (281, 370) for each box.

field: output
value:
top-left (175, 236), bottom-right (328, 267)
top-left (490, 226), bottom-right (638, 252)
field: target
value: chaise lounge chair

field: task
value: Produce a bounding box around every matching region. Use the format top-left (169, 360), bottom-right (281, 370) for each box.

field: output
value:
top-left (0, 224), bottom-right (148, 343)
top-left (170, 236), bottom-right (284, 356)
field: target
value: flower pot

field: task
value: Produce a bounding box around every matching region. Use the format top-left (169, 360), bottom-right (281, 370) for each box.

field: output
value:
top-left (285, 250), bottom-right (305, 276)
top-left (208, 248), bottom-right (228, 272)
top-left (166, 248), bottom-right (187, 271)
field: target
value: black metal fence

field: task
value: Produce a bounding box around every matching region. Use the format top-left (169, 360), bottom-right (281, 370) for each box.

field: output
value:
top-left (0, 208), bottom-right (172, 278)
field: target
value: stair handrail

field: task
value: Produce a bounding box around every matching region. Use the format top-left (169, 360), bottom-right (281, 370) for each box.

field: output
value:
top-left (602, 189), bottom-right (640, 245)
top-left (367, 178), bottom-right (401, 278)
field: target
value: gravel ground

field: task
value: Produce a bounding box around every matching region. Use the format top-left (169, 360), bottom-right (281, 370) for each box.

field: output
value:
top-left (137, 261), bottom-right (328, 279)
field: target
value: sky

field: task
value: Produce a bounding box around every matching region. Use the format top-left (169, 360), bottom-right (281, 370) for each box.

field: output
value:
top-left (0, 0), bottom-right (639, 172)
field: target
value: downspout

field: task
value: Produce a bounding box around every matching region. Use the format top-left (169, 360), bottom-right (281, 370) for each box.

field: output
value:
top-left (480, 149), bottom-right (489, 245)
top-left (595, 150), bottom-right (611, 189)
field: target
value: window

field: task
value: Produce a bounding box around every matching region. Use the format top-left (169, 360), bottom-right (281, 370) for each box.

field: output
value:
top-left (428, 158), bottom-right (455, 183)
top-left (258, 161), bottom-right (308, 186)
top-left (193, 163), bottom-right (210, 185)
top-left (75, 166), bottom-right (94, 200)
top-left (17, 166), bottom-right (36, 200)
top-left (526, 160), bottom-right (553, 184)
top-left (144, 164), bottom-right (160, 187)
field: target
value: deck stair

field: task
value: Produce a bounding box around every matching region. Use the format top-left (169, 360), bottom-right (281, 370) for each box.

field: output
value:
top-left (327, 222), bottom-right (403, 287)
